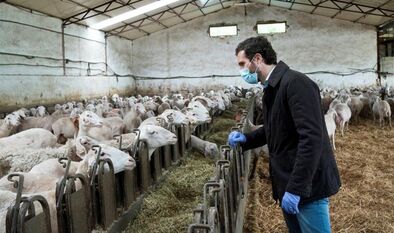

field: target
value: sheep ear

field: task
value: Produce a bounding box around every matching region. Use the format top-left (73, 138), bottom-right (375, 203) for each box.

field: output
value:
top-left (147, 126), bottom-right (156, 134)
top-left (72, 117), bottom-right (79, 129)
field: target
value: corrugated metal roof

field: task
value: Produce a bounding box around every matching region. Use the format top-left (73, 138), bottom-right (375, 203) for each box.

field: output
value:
top-left (3, 0), bottom-right (394, 40)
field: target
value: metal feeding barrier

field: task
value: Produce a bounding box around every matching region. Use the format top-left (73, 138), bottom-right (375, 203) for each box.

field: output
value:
top-left (5, 122), bottom-right (210, 233)
top-left (6, 173), bottom-right (52, 233)
top-left (188, 98), bottom-right (255, 233)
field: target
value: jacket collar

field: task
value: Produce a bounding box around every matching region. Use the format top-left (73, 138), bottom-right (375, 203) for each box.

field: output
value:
top-left (266, 61), bottom-right (289, 88)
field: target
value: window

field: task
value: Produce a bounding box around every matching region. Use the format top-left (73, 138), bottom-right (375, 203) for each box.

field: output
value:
top-left (256, 22), bottom-right (287, 34)
top-left (209, 25), bottom-right (238, 37)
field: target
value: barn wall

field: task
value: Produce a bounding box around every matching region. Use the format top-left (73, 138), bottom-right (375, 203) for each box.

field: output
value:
top-left (132, 4), bottom-right (380, 93)
top-left (0, 3), bottom-right (135, 112)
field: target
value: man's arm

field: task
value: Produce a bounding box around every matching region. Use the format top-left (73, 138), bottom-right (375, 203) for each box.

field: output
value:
top-left (241, 126), bottom-right (267, 151)
top-left (286, 76), bottom-right (323, 197)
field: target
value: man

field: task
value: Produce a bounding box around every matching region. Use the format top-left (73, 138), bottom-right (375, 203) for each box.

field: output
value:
top-left (228, 36), bottom-right (341, 233)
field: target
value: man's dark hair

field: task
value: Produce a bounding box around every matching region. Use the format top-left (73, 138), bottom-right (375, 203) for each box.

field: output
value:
top-left (235, 36), bottom-right (277, 65)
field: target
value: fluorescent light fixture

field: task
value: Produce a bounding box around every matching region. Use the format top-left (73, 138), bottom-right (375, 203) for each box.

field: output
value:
top-left (257, 22), bottom-right (286, 34)
top-left (91, 0), bottom-right (183, 30)
top-left (209, 25), bottom-right (237, 37)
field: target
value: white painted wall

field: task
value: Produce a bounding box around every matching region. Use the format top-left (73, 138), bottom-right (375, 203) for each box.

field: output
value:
top-left (132, 4), bottom-right (379, 93)
top-left (0, 3), bottom-right (135, 112)
top-left (0, 75), bottom-right (135, 112)
top-left (0, 2), bottom-right (386, 111)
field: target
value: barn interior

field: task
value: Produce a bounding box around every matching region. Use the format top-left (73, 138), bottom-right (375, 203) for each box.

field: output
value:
top-left (0, 0), bottom-right (393, 233)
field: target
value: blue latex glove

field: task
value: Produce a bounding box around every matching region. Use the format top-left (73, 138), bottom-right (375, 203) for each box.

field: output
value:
top-left (281, 192), bottom-right (300, 215)
top-left (227, 131), bottom-right (246, 148)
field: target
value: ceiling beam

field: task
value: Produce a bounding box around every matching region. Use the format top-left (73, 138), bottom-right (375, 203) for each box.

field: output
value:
top-left (114, 1), bottom-right (228, 40)
top-left (63, 0), bottom-right (150, 36)
top-left (310, 0), bottom-right (330, 14)
top-left (108, 0), bottom-right (197, 35)
top-left (190, 0), bottom-right (208, 16)
top-left (274, 0), bottom-right (394, 19)
top-left (331, 0), bottom-right (355, 18)
top-left (116, 0), bottom-right (169, 29)
top-left (63, 0), bottom-right (144, 26)
top-left (166, 7), bottom-right (187, 22)
top-left (288, 0), bottom-right (296, 10)
top-left (353, 0), bottom-right (393, 23)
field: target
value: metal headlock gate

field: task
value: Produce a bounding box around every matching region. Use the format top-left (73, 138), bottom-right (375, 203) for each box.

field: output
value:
top-left (188, 98), bottom-right (255, 233)
top-left (5, 122), bottom-right (211, 233)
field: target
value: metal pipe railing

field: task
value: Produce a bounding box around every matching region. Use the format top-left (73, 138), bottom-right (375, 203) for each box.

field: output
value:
top-left (188, 97), bottom-right (255, 233)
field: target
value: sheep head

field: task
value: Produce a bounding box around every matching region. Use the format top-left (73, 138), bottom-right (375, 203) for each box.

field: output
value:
top-left (204, 143), bottom-right (219, 159)
top-left (36, 106), bottom-right (47, 117)
top-left (135, 103), bottom-right (146, 116)
top-left (139, 125), bottom-right (177, 158)
top-left (79, 111), bottom-right (103, 128)
top-left (3, 113), bottom-right (21, 128)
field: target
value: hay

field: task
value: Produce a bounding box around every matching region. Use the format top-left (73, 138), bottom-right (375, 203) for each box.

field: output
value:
top-left (124, 154), bottom-right (215, 233)
top-left (244, 120), bottom-right (394, 233)
top-left (200, 104), bottom-right (240, 145)
top-left (209, 119), bottom-right (236, 133)
top-left (125, 101), bottom-right (248, 233)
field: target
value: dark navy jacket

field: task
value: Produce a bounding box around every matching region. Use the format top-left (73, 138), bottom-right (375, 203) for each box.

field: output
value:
top-left (242, 61), bottom-right (341, 204)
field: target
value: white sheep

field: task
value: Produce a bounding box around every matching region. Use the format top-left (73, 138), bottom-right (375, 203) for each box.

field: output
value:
top-left (372, 97), bottom-right (392, 128)
top-left (112, 93), bottom-right (121, 107)
top-left (0, 128), bottom-right (57, 150)
top-left (103, 116), bottom-right (126, 136)
top-left (76, 111), bottom-right (113, 141)
top-left (186, 101), bottom-right (212, 125)
top-left (156, 97), bottom-right (171, 115)
top-left (35, 106), bottom-right (47, 117)
top-left (324, 109), bottom-right (337, 150)
top-left (140, 116), bottom-right (171, 129)
top-left (190, 135), bottom-right (219, 159)
top-left (51, 108), bottom-right (82, 143)
top-left (0, 141), bottom-right (75, 177)
top-left (138, 125), bottom-right (178, 159)
top-left (387, 98), bottom-right (394, 118)
top-left (0, 189), bottom-right (57, 233)
top-left (143, 110), bottom-right (156, 120)
top-left (123, 105), bottom-right (144, 133)
top-left (76, 138), bottom-right (136, 175)
top-left (331, 103), bottom-right (352, 136)
top-left (172, 94), bottom-right (186, 110)
top-left (347, 95), bottom-right (364, 123)
top-left (16, 109), bottom-right (68, 132)
top-left (143, 101), bottom-right (159, 113)
top-left (0, 113), bottom-right (21, 138)
top-left (191, 96), bottom-right (215, 112)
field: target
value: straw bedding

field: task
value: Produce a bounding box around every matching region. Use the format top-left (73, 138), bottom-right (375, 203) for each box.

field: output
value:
top-left (244, 120), bottom-right (394, 233)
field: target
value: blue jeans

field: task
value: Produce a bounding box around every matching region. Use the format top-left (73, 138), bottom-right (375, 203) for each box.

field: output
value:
top-left (282, 198), bottom-right (331, 233)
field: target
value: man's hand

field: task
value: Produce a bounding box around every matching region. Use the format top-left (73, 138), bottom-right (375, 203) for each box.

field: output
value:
top-left (228, 131), bottom-right (246, 148)
top-left (281, 192), bottom-right (300, 214)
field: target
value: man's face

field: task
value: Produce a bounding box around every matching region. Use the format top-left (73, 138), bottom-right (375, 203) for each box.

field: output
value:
top-left (237, 50), bottom-right (262, 81)
top-left (237, 50), bottom-right (257, 71)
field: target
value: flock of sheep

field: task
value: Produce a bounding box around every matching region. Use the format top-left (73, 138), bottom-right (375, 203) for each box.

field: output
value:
top-left (0, 86), bottom-right (243, 233)
top-left (245, 85), bottom-right (393, 152)
top-left (321, 86), bottom-right (393, 150)
top-left (0, 82), bottom-right (392, 232)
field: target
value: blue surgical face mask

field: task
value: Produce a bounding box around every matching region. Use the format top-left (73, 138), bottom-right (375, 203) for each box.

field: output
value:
top-left (240, 56), bottom-right (259, 84)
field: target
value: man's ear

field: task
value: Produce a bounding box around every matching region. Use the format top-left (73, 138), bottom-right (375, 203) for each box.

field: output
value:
top-left (255, 53), bottom-right (264, 64)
